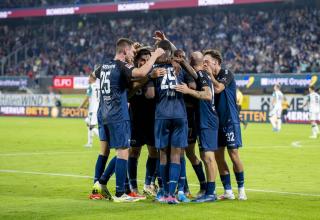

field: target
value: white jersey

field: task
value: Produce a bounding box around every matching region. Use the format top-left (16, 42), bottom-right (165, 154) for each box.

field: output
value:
top-left (308, 92), bottom-right (320, 113)
top-left (272, 90), bottom-right (283, 110)
top-left (87, 82), bottom-right (99, 113)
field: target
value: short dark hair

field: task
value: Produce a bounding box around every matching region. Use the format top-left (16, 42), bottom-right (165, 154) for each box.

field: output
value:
top-left (157, 40), bottom-right (172, 55)
top-left (309, 85), bottom-right (315, 91)
top-left (135, 47), bottom-right (151, 61)
top-left (174, 49), bottom-right (185, 58)
top-left (116, 38), bottom-right (134, 54)
top-left (203, 49), bottom-right (223, 65)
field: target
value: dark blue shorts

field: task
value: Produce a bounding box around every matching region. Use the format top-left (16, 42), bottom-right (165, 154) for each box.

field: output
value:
top-left (131, 118), bottom-right (155, 148)
top-left (155, 118), bottom-right (188, 149)
top-left (98, 120), bottom-right (131, 149)
top-left (198, 128), bottom-right (218, 152)
top-left (218, 123), bottom-right (242, 149)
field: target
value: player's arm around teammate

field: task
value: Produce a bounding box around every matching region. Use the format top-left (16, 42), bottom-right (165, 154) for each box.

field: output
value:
top-left (175, 51), bottom-right (219, 202)
top-left (90, 38), bottom-right (164, 202)
top-left (203, 50), bottom-right (247, 201)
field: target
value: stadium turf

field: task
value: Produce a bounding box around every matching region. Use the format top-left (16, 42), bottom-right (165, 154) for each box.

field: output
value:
top-left (0, 117), bottom-right (319, 220)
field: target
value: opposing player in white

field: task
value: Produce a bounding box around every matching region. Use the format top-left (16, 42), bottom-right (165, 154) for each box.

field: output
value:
top-left (80, 74), bottom-right (100, 147)
top-left (304, 86), bottom-right (320, 139)
top-left (269, 84), bottom-right (283, 132)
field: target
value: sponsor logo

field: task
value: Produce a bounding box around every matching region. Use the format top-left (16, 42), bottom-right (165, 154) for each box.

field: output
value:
top-left (0, 11), bottom-right (12, 19)
top-left (53, 77), bottom-right (73, 89)
top-left (239, 110), bottom-right (268, 123)
top-left (198, 0), bottom-right (234, 6)
top-left (236, 76), bottom-right (255, 88)
top-left (310, 75), bottom-right (318, 86)
top-left (260, 76), bottom-right (315, 87)
top-left (0, 106), bottom-right (25, 115)
top-left (118, 2), bottom-right (154, 11)
top-left (26, 107), bottom-right (50, 116)
top-left (73, 77), bottom-right (88, 89)
top-left (60, 107), bottom-right (88, 118)
top-left (46, 7), bottom-right (79, 16)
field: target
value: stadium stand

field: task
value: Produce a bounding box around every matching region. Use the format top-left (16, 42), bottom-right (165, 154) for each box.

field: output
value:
top-left (1, 6), bottom-right (319, 76)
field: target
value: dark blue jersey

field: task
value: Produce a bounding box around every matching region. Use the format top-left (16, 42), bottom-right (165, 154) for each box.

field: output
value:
top-left (196, 70), bottom-right (219, 129)
top-left (151, 63), bottom-right (187, 119)
top-left (95, 60), bottom-right (133, 124)
top-left (214, 68), bottom-right (240, 127)
top-left (129, 86), bottom-right (155, 124)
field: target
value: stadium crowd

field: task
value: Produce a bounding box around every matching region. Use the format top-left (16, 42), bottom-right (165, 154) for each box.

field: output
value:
top-left (1, 7), bottom-right (320, 76)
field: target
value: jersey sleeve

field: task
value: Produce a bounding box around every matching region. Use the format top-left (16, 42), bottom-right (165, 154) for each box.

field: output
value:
top-left (196, 71), bottom-right (209, 88)
top-left (217, 69), bottom-right (234, 87)
top-left (118, 60), bottom-right (134, 85)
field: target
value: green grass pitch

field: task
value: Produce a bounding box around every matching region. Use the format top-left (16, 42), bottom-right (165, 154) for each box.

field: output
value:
top-left (0, 117), bottom-right (319, 220)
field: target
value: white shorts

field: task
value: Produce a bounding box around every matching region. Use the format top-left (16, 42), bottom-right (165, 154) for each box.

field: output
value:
top-left (86, 112), bottom-right (98, 126)
top-left (269, 108), bottom-right (282, 118)
top-left (309, 112), bottom-right (320, 121)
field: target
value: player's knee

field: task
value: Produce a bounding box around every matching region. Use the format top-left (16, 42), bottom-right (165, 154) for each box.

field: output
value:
top-left (117, 148), bottom-right (129, 159)
top-left (148, 147), bottom-right (158, 158)
top-left (170, 149), bottom-right (181, 163)
top-left (201, 152), bottom-right (215, 165)
top-left (214, 149), bottom-right (225, 162)
top-left (99, 141), bottom-right (109, 156)
top-left (129, 147), bottom-right (141, 158)
top-left (187, 154), bottom-right (200, 165)
top-left (228, 149), bottom-right (241, 163)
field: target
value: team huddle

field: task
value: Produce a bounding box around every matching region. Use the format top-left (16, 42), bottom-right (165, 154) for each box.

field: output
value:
top-left (85, 31), bottom-right (247, 204)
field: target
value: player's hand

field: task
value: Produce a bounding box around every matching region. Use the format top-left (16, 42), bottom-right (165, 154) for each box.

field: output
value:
top-left (153, 48), bottom-right (165, 57)
top-left (153, 30), bottom-right (167, 44)
top-left (175, 82), bottom-right (190, 94)
top-left (150, 68), bottom-right (166, 78)
top-left (133, 42), bottom-right (142, 50)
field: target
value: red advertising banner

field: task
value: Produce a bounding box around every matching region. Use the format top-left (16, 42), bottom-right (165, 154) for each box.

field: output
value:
top-left (0, 0), bottom-right (284, 19)
top-left (53, 76), bottom-right (74, 89)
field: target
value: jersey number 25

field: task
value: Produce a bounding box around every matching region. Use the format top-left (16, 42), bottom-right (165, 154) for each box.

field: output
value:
top-left (100, 70), bottom-right (111, 95)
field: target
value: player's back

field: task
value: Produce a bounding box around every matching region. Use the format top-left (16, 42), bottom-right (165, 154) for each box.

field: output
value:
top-left (309, 92), bottom-right (320, 112)
top-left (153, 63), bottom-right (186, 119)
top-left (97, 60), bottom-right (131, 124)
top-left (88, 82), bottom-right (99, 113)
top-left (273, 90), bottom-right (283, 109)
top-left (214, 69), bottom-right (239, 126)
top-left (196, 71), bottom-right (218, 129)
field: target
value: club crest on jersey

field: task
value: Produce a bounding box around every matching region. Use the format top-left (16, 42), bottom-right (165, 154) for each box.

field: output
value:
top-left (125, 63), bottom-right (134, 69)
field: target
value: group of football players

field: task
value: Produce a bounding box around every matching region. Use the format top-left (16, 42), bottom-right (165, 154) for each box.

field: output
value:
top-left (85, 31), bottom-right (247, 204)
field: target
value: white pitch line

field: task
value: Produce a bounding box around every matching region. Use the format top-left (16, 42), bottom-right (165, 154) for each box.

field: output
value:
top-left (0, 151), bottom-right (95, 156)
top-left (1, 169), bottom-right (320, 198)
top-left (291, 141), bottom-right (302, 148)
top-left (0, 169), bottom-right (91, 178)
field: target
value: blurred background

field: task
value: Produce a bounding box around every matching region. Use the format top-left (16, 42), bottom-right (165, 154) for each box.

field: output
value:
top-left (0, 0), bottom-right (319, 123)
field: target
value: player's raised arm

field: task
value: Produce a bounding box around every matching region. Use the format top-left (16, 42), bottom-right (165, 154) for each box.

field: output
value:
top-left (173, 57), bottom-right (198, 80)
top-left (153, 30), bottom-right (177, 52)
top-left (131, 48), bottom-right (165, 78)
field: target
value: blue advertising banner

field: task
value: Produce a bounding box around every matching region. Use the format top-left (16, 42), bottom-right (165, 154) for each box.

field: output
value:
top-left (235, 73), bottom-right (319, 90)
top-left (0, 76), bottom-right (28, 89)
